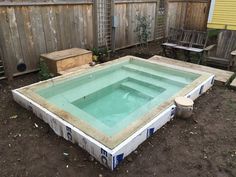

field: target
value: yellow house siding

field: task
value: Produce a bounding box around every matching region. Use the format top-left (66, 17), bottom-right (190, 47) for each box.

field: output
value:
top-left (207, 0), bottom-right (236, 30)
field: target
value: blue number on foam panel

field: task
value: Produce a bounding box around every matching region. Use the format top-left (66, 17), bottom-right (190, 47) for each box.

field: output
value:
top-left (101, 148), bottom-right (108, 167)
top-left (66, 126), bottom-right (72, 141)
top-left (116, 153), bottom-right (124, 164)
top-left (113, 153), bottom-right (124, 168)
top-left (147, 128), bottom-right (155, 138)
top-left (211, 76), bottom-right (215, 85)
top-left (101, 148), bottom-right (107, 157)
top-left (171, 107), bottom-right (176, 117)
top-left (66, 126), bottom-right (71, 132)
top-left (199, 85), bottom-right (204, 95)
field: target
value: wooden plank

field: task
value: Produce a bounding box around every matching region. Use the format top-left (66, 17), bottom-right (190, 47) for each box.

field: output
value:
top-left (41, 48), bottom-right (92, 60)
top-left (86, 4), bottom-right (93, 48)
top-left (121, 3), bottom-right (126, 48)
top-left (0, 2), bottom-right (93, 7)
top-left (15, 6), bottom-right (37, 71)
top-left (63, 5), bottom-right (72, 49)
top-left (68, 5), bottom-right (76, 48)
top-left (41, 6), bottom-right (58, 52)
top-left (167, 1), bottom-right (209, 31)
top-left (29, 6), bottom-right (47, 57)
top-left (73, 6), bottom-right (81, 47)
top-left (149, 55), bottom-right (234, 84)
top-left (73, 5), bottom-right (81, 47)
top-left (56, 53), bottom-right (92, 72)
top-left (166, 2), bottom-right (184, 30)
top-left (0, 4), bottom-right (95, 78)
top-left (0, 7), bottom-right (15, 78)
top-left (129, 2), bottom-right (135, 45)
top-left (57, 5), bottom-right (68, 49)
top-left (58, 63), bottom-right (91, 75)
top-left (184, 2), bottom-right (208, 30)
top-left (93, 0), bottom-right (98, 48)
top-left (6, 7), bottom-right (24, 70)
top-left (230, 78), bottom-right (236, 89)
top-left (78, 5), bottom-right (85, 48)
top-left (82, 5), bottom-right (88, 48)
top-left (114, 2), bottom-right (157, 49)
top-left (54, 6), bottom-right (62, 50)
top-left (115, 0), bottom-right (158, 4)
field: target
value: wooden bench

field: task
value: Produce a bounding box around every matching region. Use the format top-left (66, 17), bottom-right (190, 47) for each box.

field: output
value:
top-left (161, 28), bottom-right (182, 57)
top-left (41, 48), bottom-right (92, 75)
top-left (204, 30), bottom-right (236, 70)
top-left (162, 28), bottom-right (208, 64)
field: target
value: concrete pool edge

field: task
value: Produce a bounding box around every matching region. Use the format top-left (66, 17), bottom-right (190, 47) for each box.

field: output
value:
top-left (13, 56), bottom-right (213, 149)
top-left (12, 56), bottom-right (215, 170)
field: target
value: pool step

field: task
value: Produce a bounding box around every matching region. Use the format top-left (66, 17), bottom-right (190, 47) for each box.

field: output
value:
top-left (121, 79), bottom-right (165, 98)
top-left (47, 70), bottom-right (128, 102)
top-left (123, 64), bottom-right (189, 86)
top-left (121, 83), bottom-right (157, 98)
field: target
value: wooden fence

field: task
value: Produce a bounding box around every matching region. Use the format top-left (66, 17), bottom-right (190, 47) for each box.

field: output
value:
top-left (0, 0), bottom-right (166, 79)
top-left (114, 0), bottom-right (159, 49)
top-left (166, 0), bottom-right (210, 32)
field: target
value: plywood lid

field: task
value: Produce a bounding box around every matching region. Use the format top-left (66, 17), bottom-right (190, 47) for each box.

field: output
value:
top-left (175, 97), bottom-right (194, 107)
top-left (41, 48), bottom-right (92, 61)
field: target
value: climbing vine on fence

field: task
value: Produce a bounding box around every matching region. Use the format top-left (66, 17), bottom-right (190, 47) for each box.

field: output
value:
top-left (134, 13), bottom-right (153, 47)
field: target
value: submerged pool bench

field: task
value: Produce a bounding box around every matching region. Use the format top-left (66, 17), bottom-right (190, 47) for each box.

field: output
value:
top-left (12, 56), bottom-right (214, 170)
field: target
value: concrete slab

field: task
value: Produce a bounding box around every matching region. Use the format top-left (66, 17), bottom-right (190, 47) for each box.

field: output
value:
top-left (230, 77), bottom-right (236, 89)
top-left (149, 55), bottom-right (234, 84)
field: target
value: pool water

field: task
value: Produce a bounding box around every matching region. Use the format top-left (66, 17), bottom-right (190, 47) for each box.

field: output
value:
top-left (37, 59), bottom-right (200, 136)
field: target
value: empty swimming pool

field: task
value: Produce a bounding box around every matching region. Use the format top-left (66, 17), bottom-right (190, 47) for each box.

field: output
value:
top-left (13, 56), bottom-right (214, 170)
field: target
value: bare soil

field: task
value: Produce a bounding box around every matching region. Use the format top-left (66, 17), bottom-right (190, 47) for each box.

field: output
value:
top-left (0, 44), bottom-right (236, 177)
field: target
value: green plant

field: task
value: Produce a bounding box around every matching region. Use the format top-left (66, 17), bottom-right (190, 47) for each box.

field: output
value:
top-left (38, 59), bottom-right (54, 80)
top-left (92, 47), bottom-right (109, 63)
top-left (134, 13), bottom-right (152, 47)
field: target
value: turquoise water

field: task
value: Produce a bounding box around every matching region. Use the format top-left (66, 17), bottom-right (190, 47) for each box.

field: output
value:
top-left (36, 59), bottom-right (200, 136)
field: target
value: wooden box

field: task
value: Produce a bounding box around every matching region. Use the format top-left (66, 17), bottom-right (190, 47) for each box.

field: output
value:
top-left (40, 48), bottom-right (92, 75)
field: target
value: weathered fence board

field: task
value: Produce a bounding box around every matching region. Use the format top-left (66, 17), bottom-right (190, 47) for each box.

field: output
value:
top-left (0, 0), bottom-right (166, 79)
top-left (0, 8), bottom-right (15, 77)
top-left (166, 0), bottom-right (210, 32)
top-left (114, 1), bottom-right (157, 49)
top-left (0, 4), bottom-right (93, 77)
top-left (184, 2), bottom-right (209, 30)
top-left (29, 6), bottom-right (47, 56)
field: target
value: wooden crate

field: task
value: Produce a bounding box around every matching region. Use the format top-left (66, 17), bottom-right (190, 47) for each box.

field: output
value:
top-left (40, 48), bottom-right (92, 75)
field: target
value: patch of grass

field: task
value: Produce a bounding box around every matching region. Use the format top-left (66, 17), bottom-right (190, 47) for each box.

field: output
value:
top-left (208, 29), bottom-right (220, 38)
top-left (225, 72), bottom-right (236, 87)
top-left (38, 59), bottom-right (54, 81)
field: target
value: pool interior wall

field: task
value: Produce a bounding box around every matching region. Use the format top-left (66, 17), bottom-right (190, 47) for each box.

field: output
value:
top-left (12, 56), bottom-right (215, 170)
top-left (36, 59), bottom-right (200, 137)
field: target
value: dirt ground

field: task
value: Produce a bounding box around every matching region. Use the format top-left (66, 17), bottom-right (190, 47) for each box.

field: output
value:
top-left (0, 44), bottom-right (236, 177)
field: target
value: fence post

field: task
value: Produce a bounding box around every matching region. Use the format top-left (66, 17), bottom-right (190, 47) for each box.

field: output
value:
top-left (154, 0), bottom-right (160, 40)
top-left (93, 0), bottom-right (98, 48)
top-left (111, 0), bottom-right (115, 51)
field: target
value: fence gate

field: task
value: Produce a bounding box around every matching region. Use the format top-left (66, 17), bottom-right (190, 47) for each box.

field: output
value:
top-left (94, 0), bottom-right (113, 49)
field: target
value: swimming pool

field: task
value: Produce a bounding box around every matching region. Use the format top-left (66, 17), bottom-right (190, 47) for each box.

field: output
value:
top-left (13, 56), bottom-right (214, 170)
